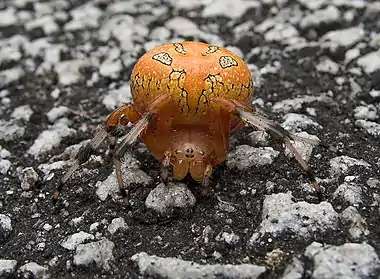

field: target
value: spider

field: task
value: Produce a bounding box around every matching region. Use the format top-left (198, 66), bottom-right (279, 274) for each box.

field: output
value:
top-left (53, 41), bottom-right (337, 204)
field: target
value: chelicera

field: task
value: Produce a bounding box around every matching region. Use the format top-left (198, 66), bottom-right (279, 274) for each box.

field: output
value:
top-left (54, 41), bottom-right (336, 204)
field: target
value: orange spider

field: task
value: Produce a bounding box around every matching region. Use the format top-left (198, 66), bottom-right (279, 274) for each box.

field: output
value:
top-left (54, 41), bottom-right (336, 204)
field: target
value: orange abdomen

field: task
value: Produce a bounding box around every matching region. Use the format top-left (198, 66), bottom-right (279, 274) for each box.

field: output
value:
top-left (130, 42), bottom-right (254, 124)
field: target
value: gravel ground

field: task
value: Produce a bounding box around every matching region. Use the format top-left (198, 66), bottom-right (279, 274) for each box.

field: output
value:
top-left (1, 0), bottom-right (380, 278)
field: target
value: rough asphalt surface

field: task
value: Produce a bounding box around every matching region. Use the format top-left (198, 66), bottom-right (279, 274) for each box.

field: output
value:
top-left (1, 0), bottom-right (380, 278)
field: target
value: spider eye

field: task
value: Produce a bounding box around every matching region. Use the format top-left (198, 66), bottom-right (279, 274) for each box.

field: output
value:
top-left (199, 150), bottom-right (205, 155)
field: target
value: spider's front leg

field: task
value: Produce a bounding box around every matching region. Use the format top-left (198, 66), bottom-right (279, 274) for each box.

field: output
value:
top-left (105, 104), bottom-right (141, 162)
top-left (52, 103), bottom-right (141, 204)
top-left (211, 97), bottom-right (339, 195)
top-left (111, 94), bottom-right (172, 205)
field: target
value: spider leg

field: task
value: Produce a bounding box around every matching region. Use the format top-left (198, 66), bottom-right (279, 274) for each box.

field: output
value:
top-left (200, 164), bottom-right (213, 196)
top-left (160, 151), bottom-right (173, 184)
top-left (211, 97), bottom-right (339, 194)
top-left (112, 113), bottom-right (152, 204)
top-left (53, 103), bottom-right (141, 204)
top-left (112, 94), bottom-right (172, 204)
top-left (53, 126), bottom-right (108, 203)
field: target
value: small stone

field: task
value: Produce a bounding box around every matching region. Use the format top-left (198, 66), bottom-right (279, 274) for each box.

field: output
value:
top-left (201, 0), bottom-right (261, 19)
top-left (27, 120), bottom-right (76, 158)
top-left (69, 216), bottom-right (84, 227)
top-left (38, 160), bottom-right (67, 179)
top-left (345, 48), bottom-right (360, 63)
top-left (284, 132), bottom-right (319, 162)
top-left (329, 156), bottom-right (370, 177)
top-left (102, 83), bottom-right (132, 110)
top-left (73, 239), bottom-right (115, 271)
top-left (36, 242), bottom-right (46, 251)
top-left (0, 92), bottom-right (8, 102)
top-left (202, 225), bottom-right (213, 244)
top-left (50, 88), bottom-right (60, 99)
top-left (265, 248), bottom-right (285, 268)
top-left (213, 251), bottom-right (222, 260)
top-left (107, 217), bottom-right (128, 235)
top-left (217, 198), bottom-right (236, 213)
top-left (282, 257), bottom-right (304, 279)
top-left (333, 182), bottom-right (363, 205)
top-left (297, 0), bottom-right (328, 10)
top-left (48, 257), bottom-right (58, 267)
top-left (18, 262), bottom-right (49, 279)
top-left (0, 7), bottom-right (17, 27)
top-left (18, 10), bottom-right (33, 23)
top-left (106, 1), bottom-right (140, 14)
top-left (89, 222), bottom-right (100, 232)
top-left (0, 39), bottom-right (22, 66)
top-left (248, 131), bottom-right (269, 146)
top-left (96, 154), bottom-right (152, 201)
top-left (11, 105), bottom-right (34, 121)
top-left (316, 59), bottom-right (339, 74)
top-left (64, 3), bottom-right (102, 31)
top-left (227, 145), bottom-right (279, 170)
top-left (350, 78), bottom-right (362, 97)
top-left (355, 120), bottom-right (380, 136)
top-left (264, 24), bottom-right (299, 43)
top-left (281, 113), bottom-right (322, 132)
top-left (61, 231), bottom-right (95, 251)
top-left (216, 232), bottom-right (240, 245)
top-left (0, 159), bottom-right (11, 175)
top-left (54, 60), bottom-right (90, 86)
top-left (249, 192), bottom-right (339, 243)
top-left (164, 17), bottom-right (200, 38)
top-left (131, 252), bottom-right (266, 279)
top-left (23, 37), bottom-right (50, 58)
top-left (332, 0), bottom-right (366, 9)
top-left (369, 32), bottom-right (380, 49)
top-left (320, 27), bottom-right (365, 49)
top-left (98, 15), bottom-right (147, 52)
top-left (242, 256), bottom-right (250, 264)
top-left (143, 41), bottom-right (162, 52)
top-left (18, 167), bottom-right (40, 191)
top-left (33, 2), bottom-right (54, 16)
top-left (0, 260), bottom-right (17, 276)
top-left (99, 59), bottom-right (122, 79)
top-left (365, 2), bottom-right (380, 19)
top-left (354, 105), bottom-right (378, 120)
top-left (24, 15), bottom-right (59, 35)
top-left (0, 67), bottom-right (25, 88)
top-left (300, 5), bottom-right (340, 29)
top-left (367, 178), bottom-right (379, 189)
top-left (357, 51), bottom-right (380, 74)
top-left (0, 214), bottom-right (12, 241)
top-left (260, 61), bottom-right (282, 75)
top-left (0, 147), bottom-right (11, 159)
top-left (149, 27), bottom-right (171, 41)
top-left (272, 94), bottom-right (333, 113)
top-left (145, 183), bottom-right (196, 216)
top-left (43, 223), bottom-right (52, 232)
top-left (46, 106), bottom-right (70, 123)
top-left (304, 242), bottom-right (380, 279)
top-left (341, 206), bottom-right (369, 241)
top-left (369, 89), bottom-right (380, 98)
top-left (164, 0), bottom-right (204, 11)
